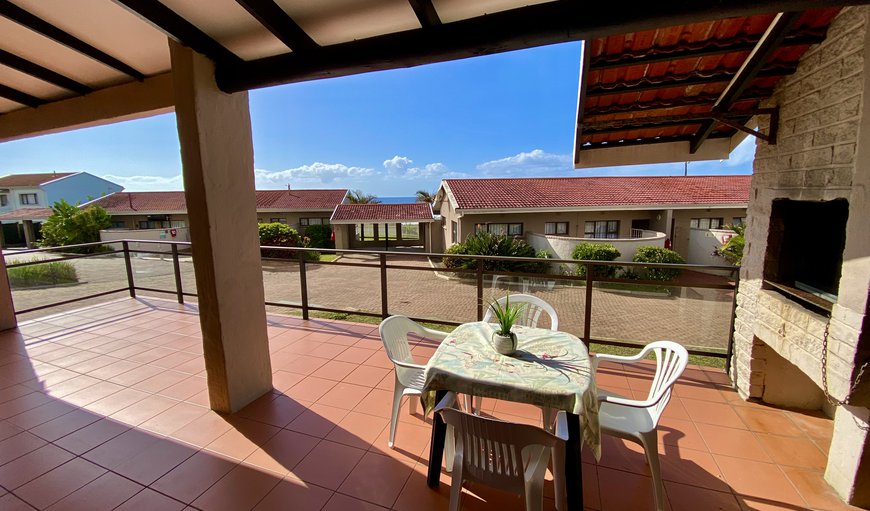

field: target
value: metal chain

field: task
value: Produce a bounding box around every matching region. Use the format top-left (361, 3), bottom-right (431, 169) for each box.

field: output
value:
top-left (821, 321), bottom-right (869, 407)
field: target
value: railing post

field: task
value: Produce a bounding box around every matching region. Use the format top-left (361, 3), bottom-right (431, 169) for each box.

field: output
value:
top-left (171, 244), bottom-right (184, 304)
top-left (122, 241), bottom-right (136, 298)
top-left (725, 268), bottom-right (740, 376)
top-left (299, 249), bottom-right (309, 320)
top-left (583, 262), bottom-right (593, 347)
top-left (476, 259), bottom-right (484, 321)
top-left (380, 252), bottom-right (389, 319)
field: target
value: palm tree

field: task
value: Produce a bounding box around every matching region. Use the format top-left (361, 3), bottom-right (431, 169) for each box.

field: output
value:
top-left (415, 189), bottom-right (436, 203)
top-left (346, 189), bottom-right (380, 204)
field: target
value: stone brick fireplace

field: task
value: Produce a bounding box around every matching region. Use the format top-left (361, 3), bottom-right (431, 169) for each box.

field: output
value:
top-left (731, 6), bottom-right (870, 506)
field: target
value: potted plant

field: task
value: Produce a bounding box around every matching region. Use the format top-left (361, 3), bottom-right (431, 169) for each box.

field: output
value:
top-left (489, 294), bottom-right (525, 356)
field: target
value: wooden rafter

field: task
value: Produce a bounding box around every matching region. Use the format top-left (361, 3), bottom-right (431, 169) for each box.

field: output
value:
top-left (215, 0), bottom-right (864, 93)
top-left (0, 0), bottom-right (144, 80)
top-left (584, 91), bottom-right (768, 116)
top-left (235, 0), bottom-right (319, 52)
top-left (690, 12), bottom-right (800, 153)
top-left (113, 0), bottom-right (242, 66)
top-left (580, 132), bottom-right (733, 150)
top-left (408, 0), bottom-right (441, 27)
top-left (583, 109), bottom-right (778, 138)
top-left (0, 83), bottom-right (45, 108)
top-left (0, 50), bottom-right (92, 95)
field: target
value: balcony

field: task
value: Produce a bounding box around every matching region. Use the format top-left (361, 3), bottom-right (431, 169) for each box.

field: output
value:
top-left (0, 294), bottom-right (849, 511)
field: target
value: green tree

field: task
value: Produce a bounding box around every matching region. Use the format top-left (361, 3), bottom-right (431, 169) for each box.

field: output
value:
top-left (415, 190), bottom-right (436, 203)
top-left (714, 223), bottom-right (745, 266)
top-left (39, 200), bottom-right (111, 253)
top-left (346, 189), bottom-right (380, 204)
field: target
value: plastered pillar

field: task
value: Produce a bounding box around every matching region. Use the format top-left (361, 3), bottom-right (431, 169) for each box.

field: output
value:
top-left (22, 221), bottom-right (35, 248)
top-left (0, 256), bottom-right (17, 331)
top-left (170, 41), bottom-right (272, 413)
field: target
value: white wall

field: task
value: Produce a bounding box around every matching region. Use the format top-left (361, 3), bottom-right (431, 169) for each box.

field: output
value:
top-left (687, 228), bottom-right (737, 266)
top-left (526, 230), bottom-right (666, 263)
top-left (100, 227), bottom-right (190, 253)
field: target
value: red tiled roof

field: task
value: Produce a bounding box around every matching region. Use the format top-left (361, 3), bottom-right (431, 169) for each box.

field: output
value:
top-left (0, 173), bottom-right (76, 187)
top-left (445, 175), bottom-right (751, 210)
top-left (256, 189), bottom-right (348, 210)
top-left (330, 203), bottom-right (434, 223)
top-left (0, 208), bottom-right (54, 221)
top-left (88, 189), bottom-right (347, 213)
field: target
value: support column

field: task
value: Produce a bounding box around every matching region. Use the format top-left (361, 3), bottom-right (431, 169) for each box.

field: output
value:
top-left (0, 256), bottom-right (17, 331)
top-left (170, 41), bottom-right (272, 413)
top-left (22, 221), bottom-right (35, 248)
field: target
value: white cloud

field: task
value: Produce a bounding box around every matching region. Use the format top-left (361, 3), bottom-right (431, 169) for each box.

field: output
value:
top-left (254, 162), bottom-right (374, 187)
top-left (101, 173), bottom-right (183, 191)
top-left (476, 149), bottom-right (572, 175)
top-left (724, 136), bottom-right (757, 168)
top-left (382, 156), bottom-right (461, 180)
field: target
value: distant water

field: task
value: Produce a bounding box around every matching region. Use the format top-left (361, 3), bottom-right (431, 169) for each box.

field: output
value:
top-left (377, 196), bottom-right (418, 204)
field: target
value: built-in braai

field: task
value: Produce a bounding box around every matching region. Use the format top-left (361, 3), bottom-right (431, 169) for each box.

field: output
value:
top-left (763, 198), bottom-right (849, 315)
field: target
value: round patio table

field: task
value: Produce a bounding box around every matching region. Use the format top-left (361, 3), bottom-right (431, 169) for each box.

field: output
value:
top-left (422, 322), bottom-right (600, 511)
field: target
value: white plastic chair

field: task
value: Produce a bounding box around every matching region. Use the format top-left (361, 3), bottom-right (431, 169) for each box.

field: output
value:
top-left (478, 294), bottom-right (560, 418)
top-left (482, 293), bottom-right (559, 331)
top-left (434, 392), bottom-right (568, 511)
top-left (592, 341), bottom-right (689, 511)
top-left (379, 315), bottom-right (448, 448)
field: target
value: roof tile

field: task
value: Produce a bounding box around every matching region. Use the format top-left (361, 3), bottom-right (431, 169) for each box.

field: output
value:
top-left (445, 175), bottom-right (750, 210)
top-left (331, 203), bottom-right (434, 222)
top-left (0, 173), bottom-right (76, 187)
top-left (88, 189), bottom-right (347, 213)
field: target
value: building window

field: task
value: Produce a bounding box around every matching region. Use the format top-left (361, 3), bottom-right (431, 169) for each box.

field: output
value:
top-left (111, 221), bottom-right (126, 229)
top-left (0, 195), bottom-right (7, 207)
top-left (19, 193), bottom-right (38, 205)
top-left (270, 218), bottom-right (287, 224)
top-left (584, 220), bottom-right (619, 239)
top-left (487, 223), bottom-right (523, 236)
top-left (451, 221), bottom-right (458, 243)
top-left (544, 222), bottom-right (569, 235)
top-left (689, 217), bottom-right (723, 229)
top-left (732, 217), bottom-right (745, 226)
top-left (139, 220), bottom-right (169, 229)
top-left (474, 223), bottom-right (486, 234)
top-left (401, 223), bottom-right (420, 240)
top-left (300, 217), bottom-right (328, 226)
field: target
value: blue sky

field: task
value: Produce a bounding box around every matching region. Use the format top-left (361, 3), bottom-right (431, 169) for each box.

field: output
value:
top-left (0, 42), bottom-right (754, 197)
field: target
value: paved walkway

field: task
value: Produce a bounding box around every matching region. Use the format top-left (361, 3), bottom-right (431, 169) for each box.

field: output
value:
top-left (7, 253), bottom-right (734, 352)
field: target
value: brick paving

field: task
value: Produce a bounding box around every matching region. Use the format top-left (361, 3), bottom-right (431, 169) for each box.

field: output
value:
top-left (8, 253), bottom-right (733, 353)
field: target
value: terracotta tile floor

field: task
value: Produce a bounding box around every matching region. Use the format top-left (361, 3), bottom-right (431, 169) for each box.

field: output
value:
top-left (0, 297), bottom-right (859, 511)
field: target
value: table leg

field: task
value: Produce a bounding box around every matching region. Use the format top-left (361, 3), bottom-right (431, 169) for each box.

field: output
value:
top-left (427, 390), bottom-right (448, 488)
top-left (565, 412), bottom-right (584, 511)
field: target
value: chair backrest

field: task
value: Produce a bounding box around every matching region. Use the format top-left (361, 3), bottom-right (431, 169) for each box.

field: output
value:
top-left (379, 315), bottom-right (422, 365)
top-left (637, 341), bottom-right (689, 424)
top-left (482, 294), bottom-right (559, 331)
top-left (438, 405), bottom-right (558, 495)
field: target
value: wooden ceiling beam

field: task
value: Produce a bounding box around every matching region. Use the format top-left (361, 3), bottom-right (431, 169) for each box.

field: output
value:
top-left (590, 30), bottom-right (826, 71)
top-left (408, 0), bottom-right (442, 27)
top-left (235, 0), bottom-right (319, 52)
top-left (584, 92), bottom-right (766, 116)
top-left (0, 83), bottom-right (46, 108)
top-left (0, 0), bottom-right (144, 80)
top-left (113, 0), bottom-right (243, 66)
top-left (216, 0), bottom-right (863, 93)
top-left (0, 50), bottom-right (92, 95)
top-left (690, 12), bottom-right (800, 153)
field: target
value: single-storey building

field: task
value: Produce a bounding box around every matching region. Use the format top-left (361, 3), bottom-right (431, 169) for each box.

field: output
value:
top-left (434, 175), bottom-right (750, 260)
top-left (330, 202), bottom-right (436, 251)
top-left (85, 188), bottom-right (348, 234)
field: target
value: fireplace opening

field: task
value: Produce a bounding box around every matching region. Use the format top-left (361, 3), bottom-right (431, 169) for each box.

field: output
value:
top-left (763, 198), bottom-right (849, 315)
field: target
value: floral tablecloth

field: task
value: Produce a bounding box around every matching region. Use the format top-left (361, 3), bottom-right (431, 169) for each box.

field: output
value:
top-left (423, 321), bottom-right (600, 459)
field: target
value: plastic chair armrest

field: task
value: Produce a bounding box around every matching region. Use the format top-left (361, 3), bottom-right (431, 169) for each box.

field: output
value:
top-left (393, 360), bottom-right (426, 371)
top-left (419, 327), bottom-right (449, 341)
top-left (599, 393), bottom-right (662, 409)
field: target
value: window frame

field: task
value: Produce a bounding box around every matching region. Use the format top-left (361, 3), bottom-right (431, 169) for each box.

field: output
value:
top-left (19, 193), bottom-right (38, 205)
top-left (690, 217), bottom-right (724, 229)
top-left (544, 221), bottom-right (569, 235)
top-left (0, 195), bottom-right (7, 207)
top-left (584, 220), bottom-right (619, 239)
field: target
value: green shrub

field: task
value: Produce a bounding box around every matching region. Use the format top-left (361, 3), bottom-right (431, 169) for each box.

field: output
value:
top-left (714, 224), bottom-right (745, 265)
top-left (7, 259), bottom-right (79, 288)
top-left (442, 232), bottom-right (549, 274)
top-left (304, 224), bottom-right (333, 249)
top-left (39, 200), bottom-right (111, 253)
top-left (632, 245), bottom-right (685, 281)
top-left (571, 242), bottom-right (621, 278)
top-left (258, 222), bottom-right (302, 259)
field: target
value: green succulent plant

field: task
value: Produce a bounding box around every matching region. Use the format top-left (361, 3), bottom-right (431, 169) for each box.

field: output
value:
top-left (489, 294), bottom-right (526, 336)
